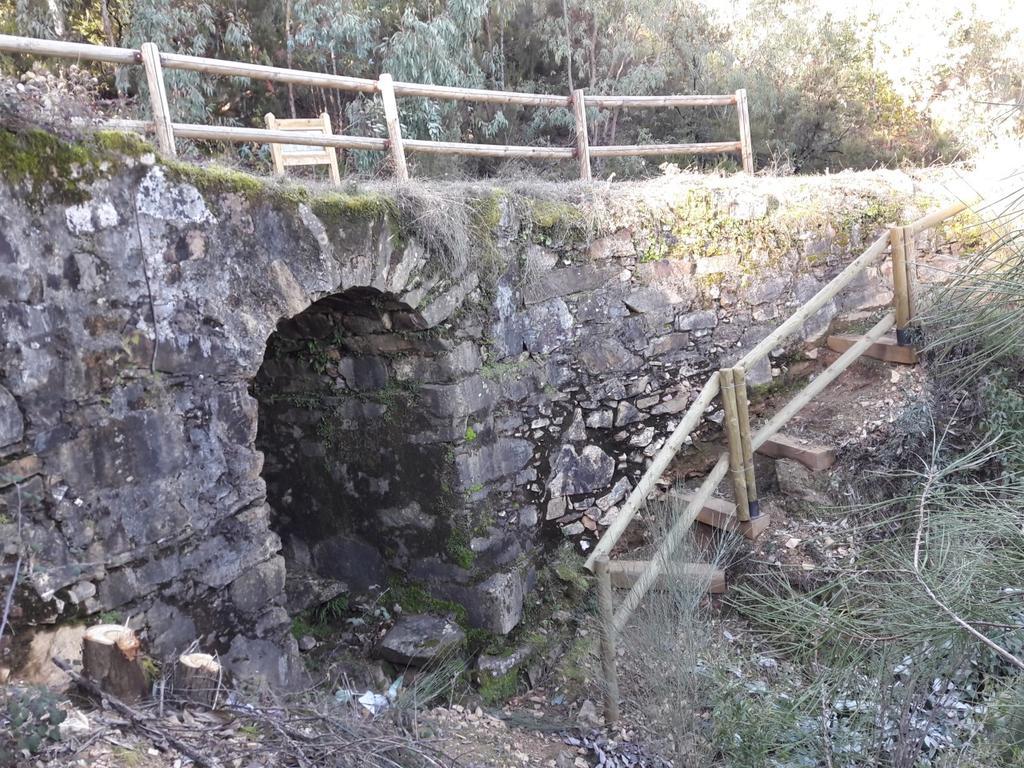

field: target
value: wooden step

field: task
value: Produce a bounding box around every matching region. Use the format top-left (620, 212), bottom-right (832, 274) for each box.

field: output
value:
top-left (756, 433), bottom-right (836, 472)
top-left (826, 334), bottom-right (918, 365)
top-left (607, 560), bottom-right (726, 594)
top-left (669, 490), bottom-right (771, 540)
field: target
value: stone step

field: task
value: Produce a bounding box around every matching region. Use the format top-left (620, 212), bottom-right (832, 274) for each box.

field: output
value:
top-left (825, 333), bottom-right (918, 365)
top-left (669, 490), bottom-right (771, 540)
top-left (606, 560), bottom-right (726, 594)
top-left (756, 433), bottom-right (836, 472)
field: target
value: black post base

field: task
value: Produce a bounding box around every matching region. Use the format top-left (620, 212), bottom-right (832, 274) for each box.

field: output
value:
top-left (748, 499), bottom-right (761, 519)
top-left (895, 327), bottom-right (913, 347)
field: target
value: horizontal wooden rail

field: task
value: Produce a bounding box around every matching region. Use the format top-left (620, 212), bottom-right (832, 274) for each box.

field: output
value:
top-left (0, 33), bottom-right (137, 64)
top-left (106, 119), bottom-right (389, 151)
top-left (589, 141), bottom-right (742, 157)
top-left (584, 94), bottom-right (737, 108)
top-left (391, 82), bottom-right (569, 108)
top-left (159, 52), bottom-right (378, 94)
top-left (0, 33), bottom-right (756, 178)
top-left (403, 139), bottom-right (573, 159)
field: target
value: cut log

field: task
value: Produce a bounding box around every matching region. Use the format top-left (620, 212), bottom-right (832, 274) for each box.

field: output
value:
top-left (175, 652), bottom-right (224, 707)
top-left (670, 490), bottom-right (771, 540)
top-left (825, 334), bottom-right (918, 365)
top-left (81, 624), bottom-right (148, 703)
top-left (756, 433), bottom-right (836, 472)
top-left (607, 560), bottom-right (725, 594)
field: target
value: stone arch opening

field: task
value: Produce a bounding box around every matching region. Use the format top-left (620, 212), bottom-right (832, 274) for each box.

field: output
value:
top-left (251, 286), bottom-right (461, 608)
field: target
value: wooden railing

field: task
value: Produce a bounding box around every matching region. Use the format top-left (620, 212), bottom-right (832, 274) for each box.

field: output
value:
top-left (0, 34), bottom-right (755, 180)
top-left (587, 195), bottom-right (976, 723)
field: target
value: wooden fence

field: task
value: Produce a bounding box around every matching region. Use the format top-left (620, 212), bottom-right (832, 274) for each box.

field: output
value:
top-left (586, 196), bottom-right (977, 723)
top-left (0, 34), bottom-right (755, 180)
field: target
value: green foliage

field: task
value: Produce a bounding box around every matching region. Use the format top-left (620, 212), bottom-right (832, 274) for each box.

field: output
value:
top-left (445, 527), bottom-right (475, 569)
top-left (388, 578), bottom-right (468, 627)
top-left (464, 425), bottom-right (477, 442)
top-left (1, 687), bottom-right (65, 763)
top-left (0, 128), bottom-right (106, 206)
top-left (477, 668), bottom-right (519, 706)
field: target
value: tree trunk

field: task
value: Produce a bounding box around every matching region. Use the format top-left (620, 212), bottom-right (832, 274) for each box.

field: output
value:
top-left (81, 625), bottom-right (148, 703)
top-left (174, 653), bottom-right (224, 708)
top-left (99, 0), bottom-right (115, 46)
top-left (285, 0), bottom-right (296, 118)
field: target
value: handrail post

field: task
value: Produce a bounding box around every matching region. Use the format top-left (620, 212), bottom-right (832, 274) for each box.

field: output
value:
top-left (572, 88), bottom-right (592, 181)
top-left (890, 225), bottom-right (913, 345)
top-left (378, 73), bottom-right (409, 181)
top-left (140, 42), bottom-right (176, 157)
top-left (720, 367), bottom-right (751, 522)
top-left (735, 88), bottom-right (753, 174)
top-left (732, 366), bottom-right (760, 518)
top-left (595, 557), bottom-right (620, 725)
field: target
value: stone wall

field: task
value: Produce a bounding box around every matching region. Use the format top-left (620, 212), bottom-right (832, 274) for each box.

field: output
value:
top-left (0, 128), bottom-right (967, 685)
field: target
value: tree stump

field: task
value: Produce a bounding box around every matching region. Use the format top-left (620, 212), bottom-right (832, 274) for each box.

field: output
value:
top-left (175, 653), bottom-right (224, 708)
top-left (81, 624), bottom-right (149, 703)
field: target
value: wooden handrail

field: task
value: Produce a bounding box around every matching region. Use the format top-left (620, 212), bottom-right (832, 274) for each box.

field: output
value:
top-left (0, 33), bottom-right (756, 178)
top-left (584, 94), bottom-right (737, 108)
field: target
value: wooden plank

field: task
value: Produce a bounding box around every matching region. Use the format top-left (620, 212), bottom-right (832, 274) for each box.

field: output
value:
top-left (584, 94), bottom-right (736, 108)
top-left (572, 89), bottom-right (592, 181)
top-left (378, 74), bottom-right (408, 181)
top-left (322, 111), bottom-right (342, 186)
top-left (756, 433), bottom-right (836, 471)
top-left (670, 490), bottom-right (771, 540)
top-left (736, 232), bottom-right (890, 371)
top-left (607, 560), bottom-right (726, 594)
top-left (264, 112), bottom-right (285, 176)
top-left (825, 332), bottom-right (918, 365)
top-left (735, 88), bottom-right (754, 173)
top-left (585, 372), bottom-right (722, 571)
top-left (589, 141), bottom-right (742, 157)
top-left (140, 42), bottom-right (176, 157)
top-left (612, 453), bottom-right (730, 634)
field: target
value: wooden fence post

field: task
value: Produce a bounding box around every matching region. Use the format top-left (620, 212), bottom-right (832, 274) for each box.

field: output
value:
top-left (720, 367), bottom-right (750, 521)
top-left (140, 42), bottom-right (176, 157)
top-left (735, 88), bottom-right (753, 174)
top-left (378, 73), bottom-right (408, 181)
top-left (595, 557), bottom-right (620, 725)
top-left (732, 366), bottom-right (760, 518)
top-left (890, 226), bottom-right (912, 345)
top-left (572, 88), bottom-right (592, 181)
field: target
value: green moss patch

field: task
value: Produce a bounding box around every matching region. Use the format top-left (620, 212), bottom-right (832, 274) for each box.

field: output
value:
top-left (0, 128), bottom-right (114, 206)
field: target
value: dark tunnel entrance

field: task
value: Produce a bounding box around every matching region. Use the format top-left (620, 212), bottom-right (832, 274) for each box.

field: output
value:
top-left (251, 287), bottom-right (460, 608)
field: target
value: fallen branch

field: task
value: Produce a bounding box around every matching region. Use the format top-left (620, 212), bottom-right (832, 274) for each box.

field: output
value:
top-left (912, 468), bottom-right (1024, 673)
top-left (52, 657), bottom-right (222, 768)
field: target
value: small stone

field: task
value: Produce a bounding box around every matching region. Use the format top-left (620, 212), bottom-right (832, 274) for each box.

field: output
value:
top-left (546, 497), bottom-right (568, 521)
top-left (298, 635), bottom-right (317, 652)
top-left (615, 401), bottom-right (642, 427)
top-left (576, 698), bottom-right (601, 728)
top-left (585, 410), bottom-right (613, 429)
